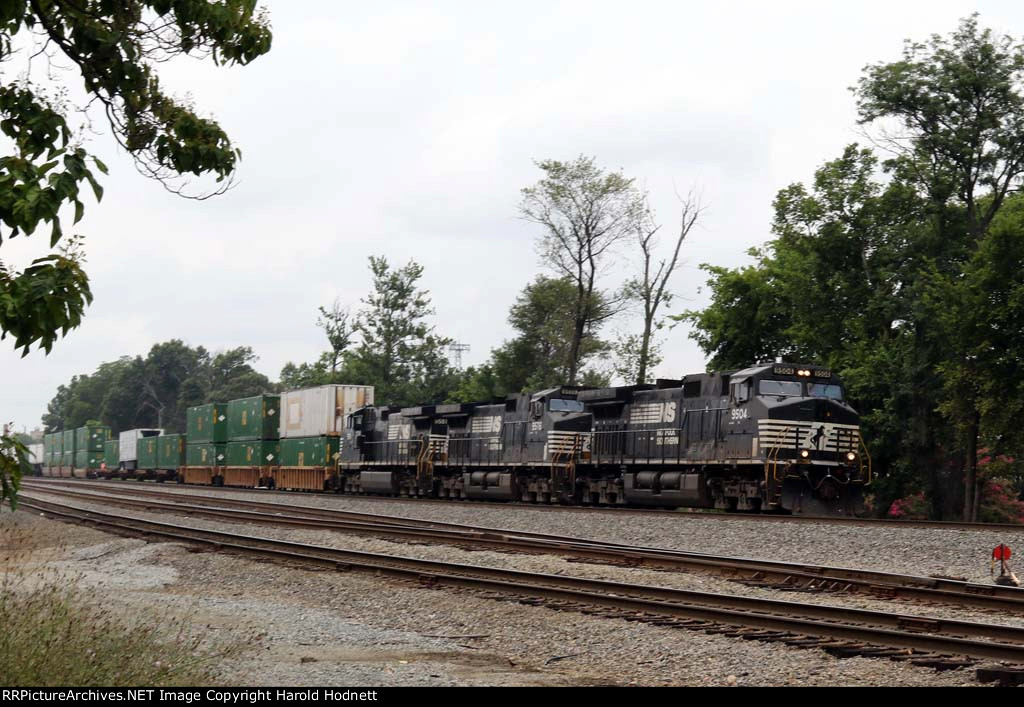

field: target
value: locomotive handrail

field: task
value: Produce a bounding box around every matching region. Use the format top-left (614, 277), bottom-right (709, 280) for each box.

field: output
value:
top-left (548, 433), bottom-right (581, 496)
top-left (858, 431), bottom-right (873, 486)
top-left (765, 426), bottom-right (796, 483)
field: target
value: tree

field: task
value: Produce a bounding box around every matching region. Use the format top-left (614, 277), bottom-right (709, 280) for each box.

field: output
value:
top-left (279, 359), bottom-right (331, 390)
top-left (611, 332), bottom-right (662, 387)
top-left (684, 145), bottom-right (944, 516)
top-left (857, 15), bottom-right (1024, 242)
top-left (520, 156), bottom-right (642, 384)
top-left (856, 15), bottom-right (1024, 519)
top-left (621, 191), bottom-right (703, 384)
top-left (1, 423), bottom-right (29, 510)
top-left (447, 276), bottom-right (612, 403)
top-left (41, 342), bottom-right (276, 436)
top-left (318, 299), bottom-right (354, 374)
top-left (345, 256), bottom-right (456, 406)
top-left (0, 2), bottom-right (272, 506)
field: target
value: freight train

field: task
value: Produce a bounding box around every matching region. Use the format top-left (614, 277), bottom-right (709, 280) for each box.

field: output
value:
top-left (40, 364), bottom-right (870, 516)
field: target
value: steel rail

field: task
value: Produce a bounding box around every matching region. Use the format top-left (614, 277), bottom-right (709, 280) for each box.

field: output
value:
top-left (16, 494), bottom-right (1024, 664)
top-left (23, 479), bottom-right (1024, 614)
top-left (29, 473), bottom-right (1024, 533)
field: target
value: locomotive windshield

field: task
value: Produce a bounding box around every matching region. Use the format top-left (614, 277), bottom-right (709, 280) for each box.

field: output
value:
top-left (758, 380), bottom-right (802, 397)
top-left (549, 399), bottom-right (585, 412)
top-left (808, 383), bottom-right (844, 401)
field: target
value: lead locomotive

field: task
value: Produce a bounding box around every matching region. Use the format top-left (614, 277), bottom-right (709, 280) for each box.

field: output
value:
top-left (338, 363), bottom-right (869, 516)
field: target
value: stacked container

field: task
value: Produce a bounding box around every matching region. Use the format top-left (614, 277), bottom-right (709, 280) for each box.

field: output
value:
top-left (225, 395), bottom-right (279, 487)
top-left (136, 435), bottom-right (159, 473)
top-left (51, 432), bottom-right (63, 476)
top-left (157, 434), bottom-right (186, 473)
top-left (42, 433), bottom-right (51, 475)
top-left (103, 439), bottom-right (120, 477)
top-left (74, 425), bottom-right (110, 476)
top-left (275, 385), bottom-right (373, 491)
top-left (186, 443), bottom-right (227, 467)
top-left (62, 429), bottom-right (75, 477)
top-left (186, 404), bottom-right (227, 461)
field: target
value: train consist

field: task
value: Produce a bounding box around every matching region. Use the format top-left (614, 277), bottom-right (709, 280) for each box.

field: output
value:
top-left (39, 364), bottom-right (870, 516)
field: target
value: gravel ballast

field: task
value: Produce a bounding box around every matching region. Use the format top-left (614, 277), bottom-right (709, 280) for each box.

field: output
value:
top-left (6, 485), bottom-right (1013, 686)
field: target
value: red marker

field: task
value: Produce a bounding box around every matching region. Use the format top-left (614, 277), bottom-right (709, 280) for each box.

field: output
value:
top-left (992, 544), bottom-right (1014, 578)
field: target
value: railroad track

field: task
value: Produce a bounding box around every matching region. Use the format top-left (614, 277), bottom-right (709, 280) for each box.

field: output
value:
top-left (22, 478), bottom-right (1024, 614)
top-left (14, 492), bottom-right (1024, 669)
top-left (31, 473), bottom-right (1024, 532)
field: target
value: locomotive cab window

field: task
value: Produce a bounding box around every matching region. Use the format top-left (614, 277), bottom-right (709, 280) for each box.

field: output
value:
top-left (549, 399), bottom-right (584, 413)
top-left (758, 380), bottom-right (802, 397)
top-left (808, 383), bottom-right (844, 401)
top-left (732, 380), bottom-right (752, 403)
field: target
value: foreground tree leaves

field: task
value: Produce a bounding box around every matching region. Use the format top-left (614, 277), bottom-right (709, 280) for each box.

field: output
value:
top-left (0, 2), bottom-right (273, 505)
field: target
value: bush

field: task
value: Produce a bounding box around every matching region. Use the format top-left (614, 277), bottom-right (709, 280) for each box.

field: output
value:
top-left (887, 492), bottom-right (930, 520)
top-left (977, 481), bottom-right (1024, 525)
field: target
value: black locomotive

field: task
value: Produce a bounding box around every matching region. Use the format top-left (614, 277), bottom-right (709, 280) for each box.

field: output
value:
top-left (338, 363), bottom-right (869, 516)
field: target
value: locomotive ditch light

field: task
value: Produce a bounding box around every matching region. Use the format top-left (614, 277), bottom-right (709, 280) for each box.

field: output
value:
top-left (846, 452), bottom-right (857, 462)
top-left (800, 450), bottom-right (810, 459)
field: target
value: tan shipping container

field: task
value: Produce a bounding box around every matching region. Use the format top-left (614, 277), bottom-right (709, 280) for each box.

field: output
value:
top-left (279, 385), bottom-right (374, 439)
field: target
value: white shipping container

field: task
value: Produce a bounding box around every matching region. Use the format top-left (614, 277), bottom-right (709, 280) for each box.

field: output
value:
top-left (119, 428), bottom-right (163, 463)
top-left (27, 443), bottom-right (44, 465)
top-left (279, 385), bottom-right (374, 439)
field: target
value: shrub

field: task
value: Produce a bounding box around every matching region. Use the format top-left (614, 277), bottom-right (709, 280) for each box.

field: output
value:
top-left (887, 492), bottom-right (930, 520)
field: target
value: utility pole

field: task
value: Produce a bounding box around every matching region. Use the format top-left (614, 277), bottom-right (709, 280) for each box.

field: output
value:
top-left (449, 342), bottom-right (470, 369)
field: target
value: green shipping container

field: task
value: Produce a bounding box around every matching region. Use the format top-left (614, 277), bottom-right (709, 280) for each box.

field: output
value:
top-left (62, 450), bottom-right (73, 468)
top-left (186, 443), bottom-right (227, 467)
top-left (157, 435), bottom-right (186, 469)
top-left (280, 437), bottom-right (338, 468)
top-left (104, 440), bottom-right (120, 469)
top-left (75, 425), bottom-right (110, 452)
top-left (137, 436), bottom-right (159, 470)
top-left (227, 395), bottom-right (280, 441)
top-left (62, 430), bottom-right (74, 454)
top-left (75, 449), bottom-right (103, 469)
top-left (226, 440), bottom-right (280, 467)
top-left (187, 403), bottom-right (229, 444)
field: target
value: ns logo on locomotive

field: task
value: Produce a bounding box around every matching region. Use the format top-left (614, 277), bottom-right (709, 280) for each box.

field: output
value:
top-left (338, 363), bottom-right (869, 516)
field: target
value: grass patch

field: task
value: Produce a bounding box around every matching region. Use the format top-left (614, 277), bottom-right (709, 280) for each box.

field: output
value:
top-left (0, 523), bottom-right (258, 686)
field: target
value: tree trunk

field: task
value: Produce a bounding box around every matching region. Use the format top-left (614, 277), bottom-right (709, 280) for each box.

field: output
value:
top-left (964, 409), bottom-right (980, 521)
top-left (636, 313), bottom-right (654, 386)
top-left (568, 315), bottom-right (585, 385)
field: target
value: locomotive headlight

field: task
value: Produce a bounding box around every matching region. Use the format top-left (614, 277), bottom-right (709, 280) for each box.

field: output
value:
top-left (846, 452), bottom-right (857, 462)
top-left (800, 450), bottom-right (810, 459)
top-left (798, 369), bottom-right (812, 377)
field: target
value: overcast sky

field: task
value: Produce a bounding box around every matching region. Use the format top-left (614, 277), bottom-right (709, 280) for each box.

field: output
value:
top-left (3, 1), bottom-right (1021, 432)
